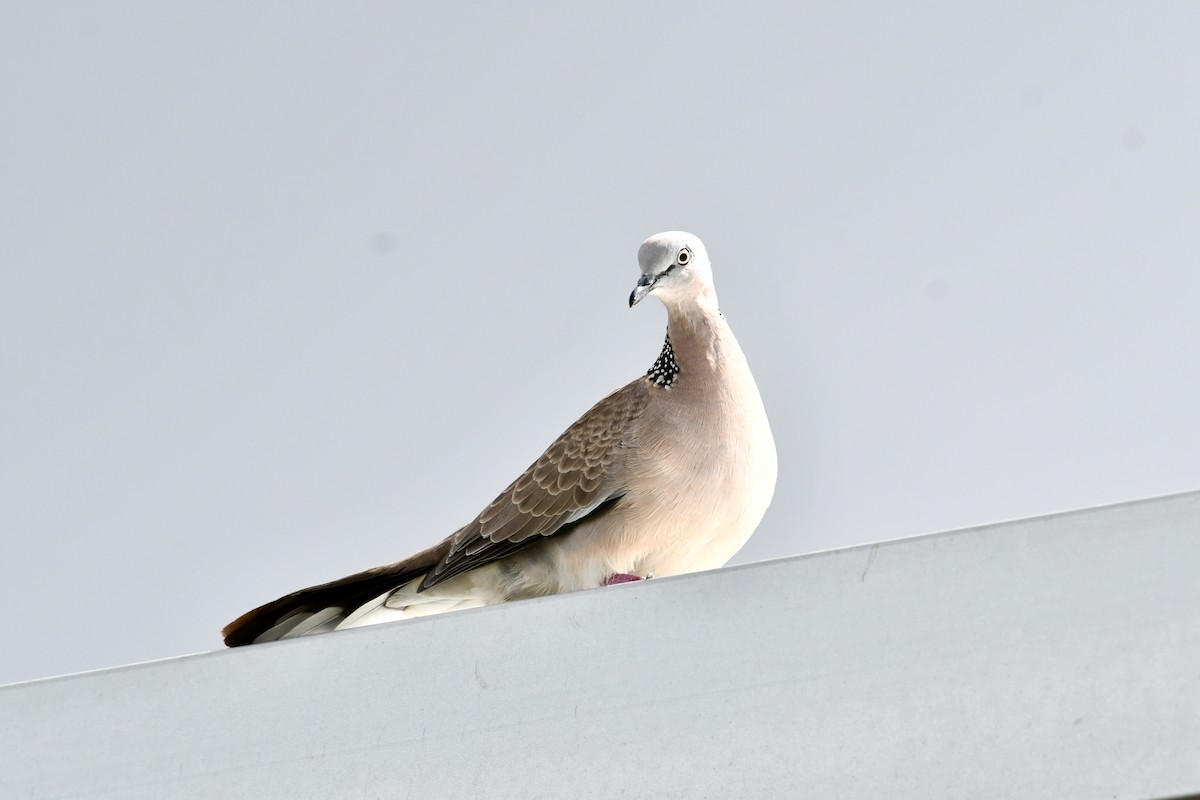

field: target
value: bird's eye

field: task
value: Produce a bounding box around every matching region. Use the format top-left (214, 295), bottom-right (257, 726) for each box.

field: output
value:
top-left (676, 248), bottom-right (691, 266)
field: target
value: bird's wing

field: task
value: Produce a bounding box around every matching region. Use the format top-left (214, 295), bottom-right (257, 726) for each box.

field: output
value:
top-left (419, 379), bottom-right (649, 589)
top-left (222, 378), bottom-right (649, 646)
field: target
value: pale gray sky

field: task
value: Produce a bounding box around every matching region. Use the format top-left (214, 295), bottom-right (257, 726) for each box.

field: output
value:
top-left (2, 2), bottom-right (1198, 685)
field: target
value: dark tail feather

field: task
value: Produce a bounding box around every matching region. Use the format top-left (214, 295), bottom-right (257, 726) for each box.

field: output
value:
top-left (222, 541), bottom-right (448, 647)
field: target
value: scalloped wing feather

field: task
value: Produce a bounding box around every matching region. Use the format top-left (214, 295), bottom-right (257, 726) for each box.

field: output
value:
top-left (420, 380), bottom-right (648, 589)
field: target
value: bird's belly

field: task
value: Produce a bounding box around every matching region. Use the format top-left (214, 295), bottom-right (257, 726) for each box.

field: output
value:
top-left (544, 430), bottom-right (776, 590)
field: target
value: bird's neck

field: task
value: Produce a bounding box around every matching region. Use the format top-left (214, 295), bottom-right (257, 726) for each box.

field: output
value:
top-left (646, 298), bottom-right (734, 390)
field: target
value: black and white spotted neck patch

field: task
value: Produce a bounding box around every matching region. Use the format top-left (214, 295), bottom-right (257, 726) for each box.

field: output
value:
top-left (647, 333), bottom-right (679, 388)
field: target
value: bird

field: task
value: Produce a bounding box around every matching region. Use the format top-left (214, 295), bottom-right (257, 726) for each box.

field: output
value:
top-left (222, 231), bottom-right (777, 646)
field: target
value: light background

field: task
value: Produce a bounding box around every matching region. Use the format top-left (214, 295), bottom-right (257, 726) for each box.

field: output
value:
top-left (2, 2), bottom-right (1198, 686)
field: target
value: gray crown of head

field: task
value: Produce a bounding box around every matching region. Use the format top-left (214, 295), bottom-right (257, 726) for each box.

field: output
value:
top-left (637, 231), bottom-right (710, 277)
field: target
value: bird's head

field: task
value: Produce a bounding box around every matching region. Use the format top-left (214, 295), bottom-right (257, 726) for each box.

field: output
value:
top-left (629, 231), bottom-right (714, 309)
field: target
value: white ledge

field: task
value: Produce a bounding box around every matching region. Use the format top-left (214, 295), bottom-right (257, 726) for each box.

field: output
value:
top-left (3, 492), bottom-right (1199, 799)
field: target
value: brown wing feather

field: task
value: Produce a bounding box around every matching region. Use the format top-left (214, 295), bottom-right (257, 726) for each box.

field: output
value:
top-left (419, 379), bottom-right (648, 590)
top-left (223, 378), bottom-right (649, 646)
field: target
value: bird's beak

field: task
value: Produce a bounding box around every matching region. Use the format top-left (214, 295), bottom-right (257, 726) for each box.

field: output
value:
top-left (629, 273), bottom-right (657, 307)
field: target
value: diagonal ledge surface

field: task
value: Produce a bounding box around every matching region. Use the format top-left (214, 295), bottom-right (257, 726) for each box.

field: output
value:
top-left (2, 491), bottom-right (1199, 799)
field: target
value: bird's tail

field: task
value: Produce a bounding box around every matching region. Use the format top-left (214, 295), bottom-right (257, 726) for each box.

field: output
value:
top-left (222, 541), bottom-right (449, 647)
